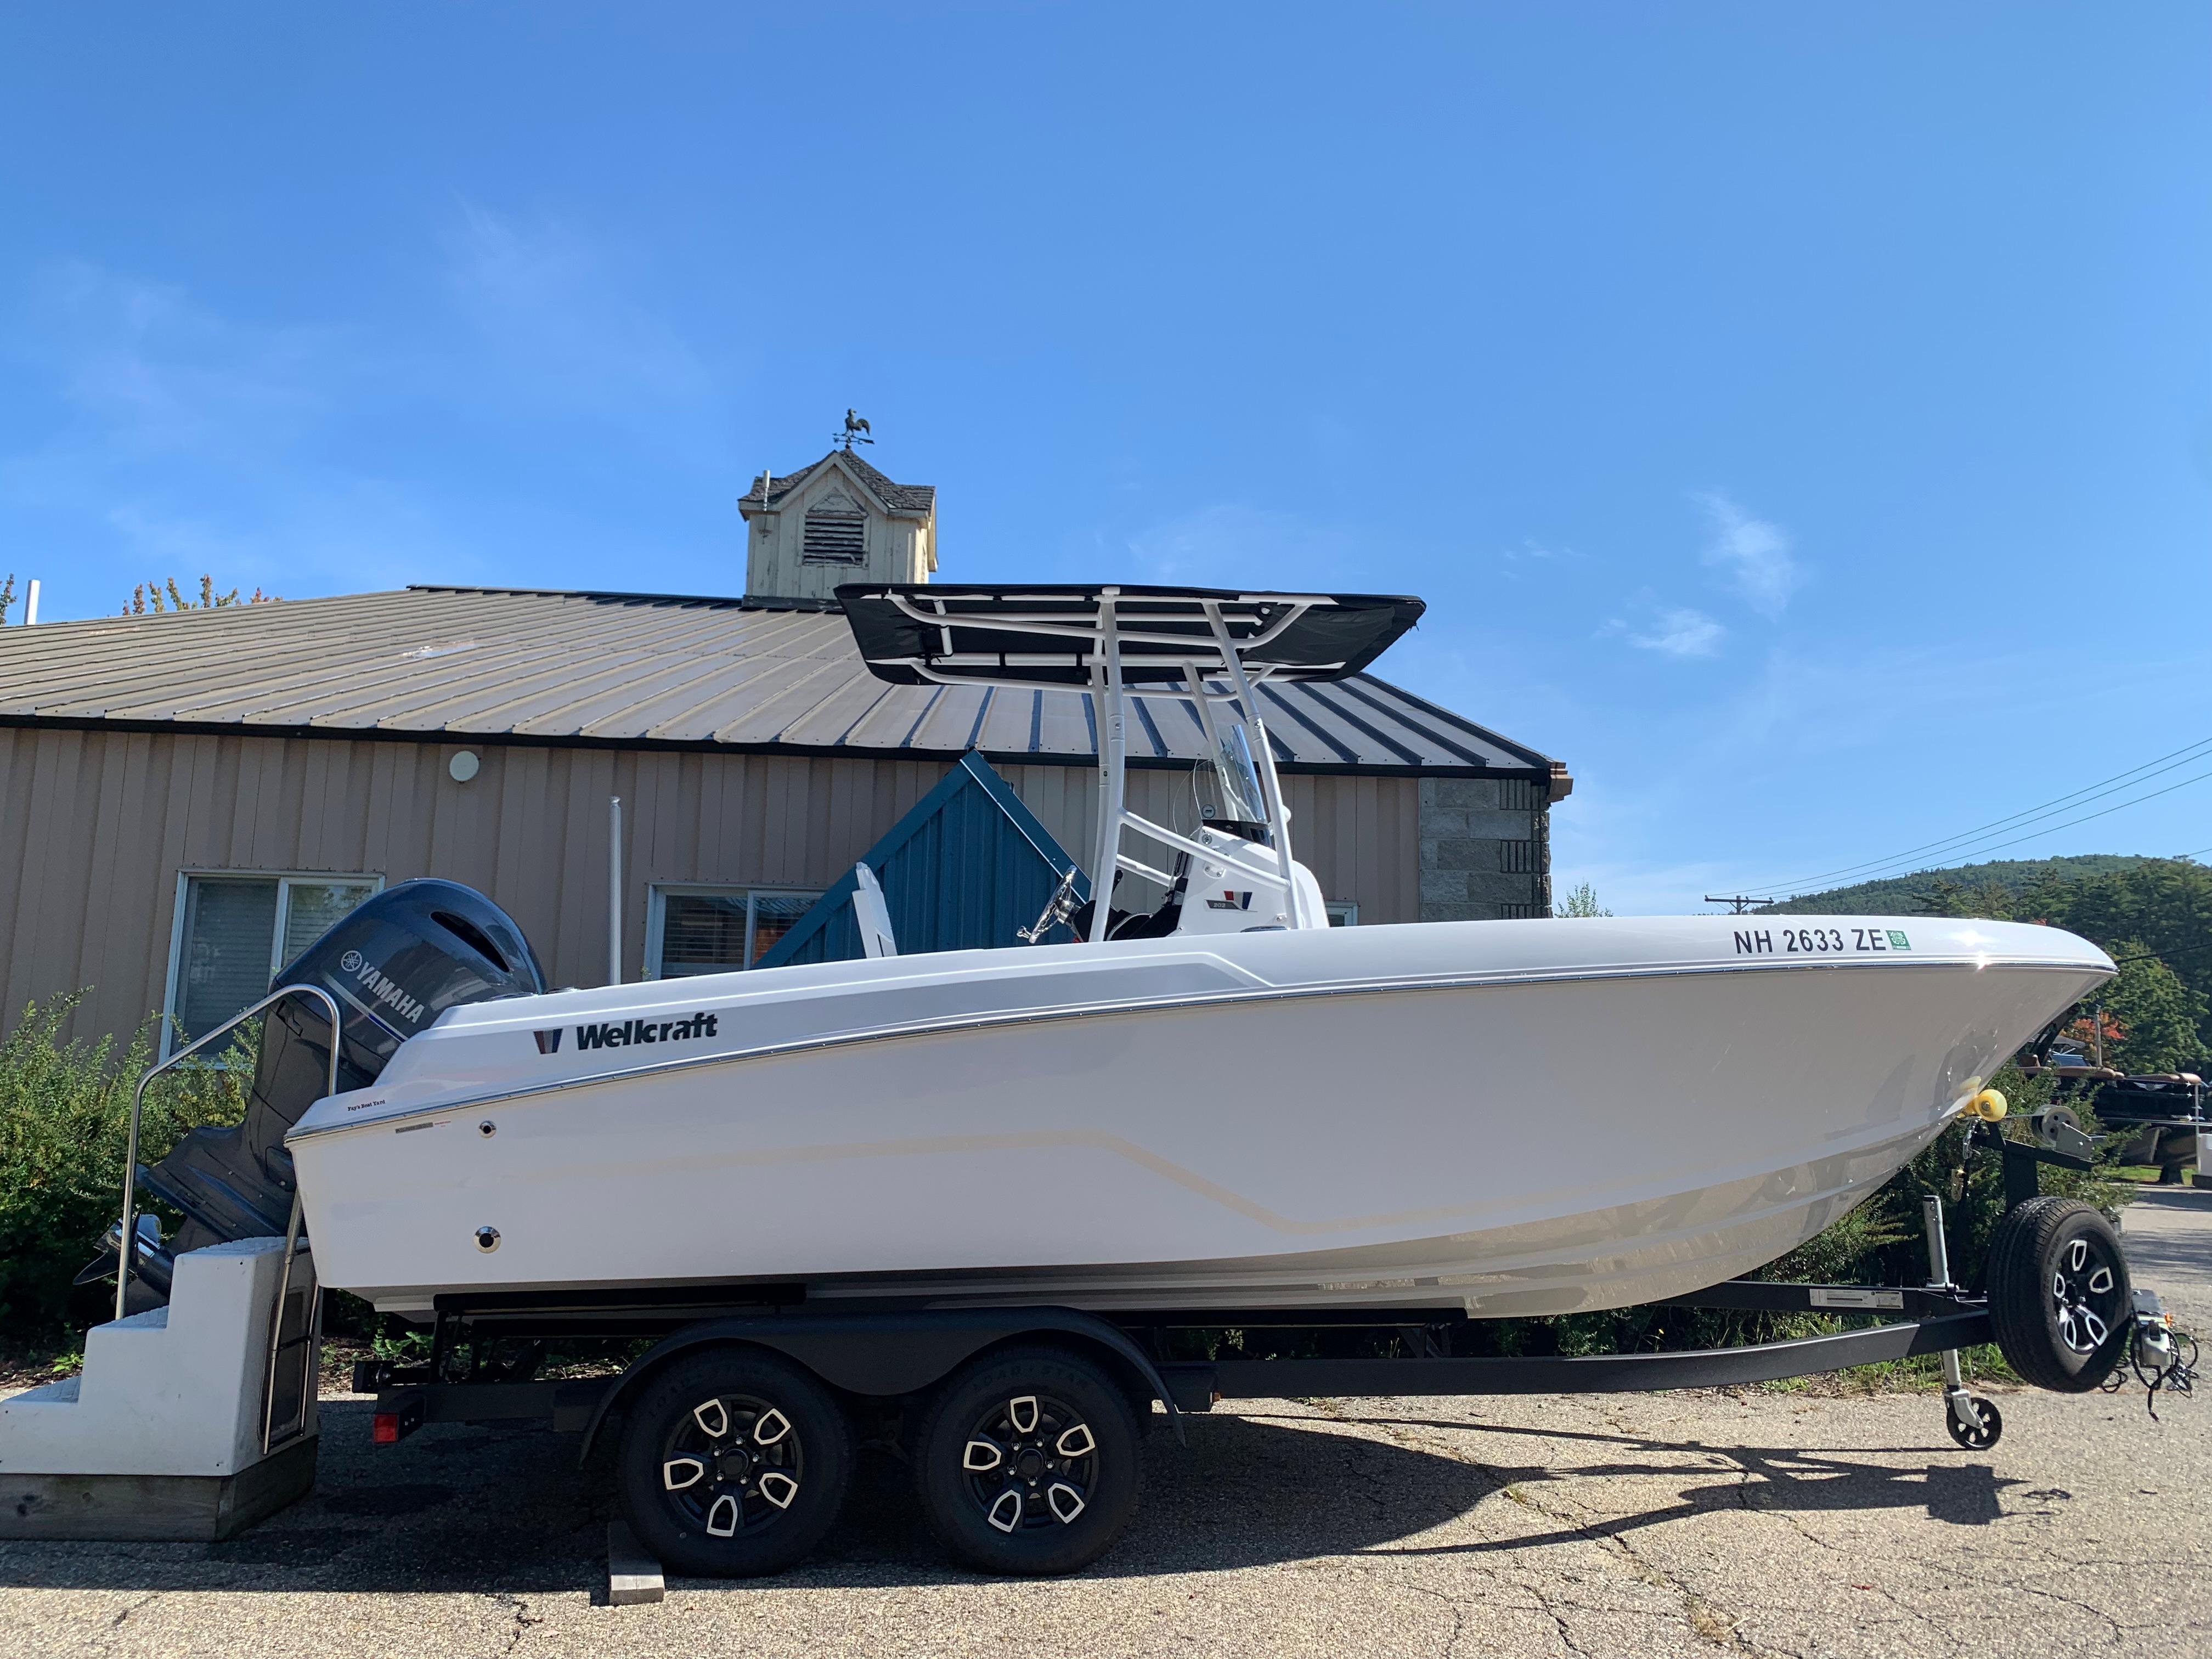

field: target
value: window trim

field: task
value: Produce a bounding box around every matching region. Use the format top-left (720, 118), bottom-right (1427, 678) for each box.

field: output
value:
top-left (162, 868), bottom-right (385, 1059)
top-left (1327, 900), bottom-right (1359, 927)
top-left (645, 883), bottom-right (825, 980)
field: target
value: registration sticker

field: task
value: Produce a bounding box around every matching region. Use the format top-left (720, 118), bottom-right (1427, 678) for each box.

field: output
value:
top-left (1734, 927), bottom-right (1914, 956)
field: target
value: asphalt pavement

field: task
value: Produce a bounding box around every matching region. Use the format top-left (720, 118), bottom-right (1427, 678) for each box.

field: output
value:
top-left (3, 1187), bottom-right (2205, 1659)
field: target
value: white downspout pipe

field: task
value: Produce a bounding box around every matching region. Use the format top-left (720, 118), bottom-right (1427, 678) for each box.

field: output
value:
top-left (608, 794), bottom-right (624, 984)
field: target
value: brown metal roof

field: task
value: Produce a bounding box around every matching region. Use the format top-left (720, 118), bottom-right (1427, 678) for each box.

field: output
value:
top-left (0, 586), bottom-right (1566, 780)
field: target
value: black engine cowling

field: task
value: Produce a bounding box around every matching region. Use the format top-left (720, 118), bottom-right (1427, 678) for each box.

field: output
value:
top-left (136, 878), bottom-right (544, 1260)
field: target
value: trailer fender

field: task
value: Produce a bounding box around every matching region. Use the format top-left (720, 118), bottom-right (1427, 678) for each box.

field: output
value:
top-left (577, 1306), bottom-right (1182, 1462)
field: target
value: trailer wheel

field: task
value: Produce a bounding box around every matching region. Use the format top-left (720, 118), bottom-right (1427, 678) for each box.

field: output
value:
top-left (616, 1347), bottom-right (851, 1578)
top-left (1944, 1395), bottom-right (2003, 1450)
top-left (1987, 1197), bottom-right (2130, 1393)
top-left (914, 1345), bottom-right (1141, 1576)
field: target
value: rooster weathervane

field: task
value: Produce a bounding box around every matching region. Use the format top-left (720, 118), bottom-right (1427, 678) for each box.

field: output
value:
top-left (836, 409), bottom-right (874, 451)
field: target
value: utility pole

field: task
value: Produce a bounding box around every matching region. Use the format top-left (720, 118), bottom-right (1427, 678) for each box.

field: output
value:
top-left (1705, 895), bottom-right (1776, 915)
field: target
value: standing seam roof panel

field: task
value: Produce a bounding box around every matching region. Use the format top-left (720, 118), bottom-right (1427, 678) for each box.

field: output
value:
top-left (0, 586), bottom-right (1565, 778)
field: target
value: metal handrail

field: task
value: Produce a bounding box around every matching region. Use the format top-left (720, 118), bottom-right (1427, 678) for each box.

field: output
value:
top-left (114, 983), bottom-right (342, 1323)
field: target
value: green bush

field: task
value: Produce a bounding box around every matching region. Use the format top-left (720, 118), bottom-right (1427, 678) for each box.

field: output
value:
top-left (0, 992), bottom-right (252, 1341)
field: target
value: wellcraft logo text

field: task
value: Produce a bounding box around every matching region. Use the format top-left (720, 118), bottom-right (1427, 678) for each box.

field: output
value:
top-left (558, 1013), bottom-right (721, 1052)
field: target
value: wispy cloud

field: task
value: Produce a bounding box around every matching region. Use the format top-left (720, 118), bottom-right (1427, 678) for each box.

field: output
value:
top-left (1606, 604), bottom-right (1724, 658)
top-left (1, 260), bottom-right (481, 598)
top-left (1, 208), bottom-right (731, 613)
top-left (22, 261), bottom-right (339, 458)
top-left (1125, 503), bottom-right (1368, 589)
top-left (444, 202), bottom-right (713, 413)
top-left (1695, 490), bottom-right (1802, 618)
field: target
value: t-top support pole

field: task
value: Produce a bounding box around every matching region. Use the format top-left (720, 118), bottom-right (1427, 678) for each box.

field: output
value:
top-left (1087, 589), bottom-right (1126, 944)
top-left (1201, 602), bottom-right (1304, 925)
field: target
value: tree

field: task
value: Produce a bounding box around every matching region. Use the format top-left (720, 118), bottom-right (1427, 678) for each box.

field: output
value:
top-left (1895, 860), bottom-right (2212, 1057)
top-left (1554, 882), bottom-right (1611, 918)
top-left (120, 575), bottom-right (279, 616)
top-left (2069, 943), bottom-right (2205, 1075)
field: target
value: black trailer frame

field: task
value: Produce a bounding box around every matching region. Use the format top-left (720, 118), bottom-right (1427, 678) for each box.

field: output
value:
top-left (363, 1132), bottom-right (2091, 1458)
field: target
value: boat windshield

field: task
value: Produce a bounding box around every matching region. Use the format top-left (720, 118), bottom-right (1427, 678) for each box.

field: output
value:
top-left (1200, 725), bottom-right (1271, 841)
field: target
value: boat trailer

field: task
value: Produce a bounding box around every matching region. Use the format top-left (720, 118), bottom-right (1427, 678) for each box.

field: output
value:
top-left (12, 1109), bottom-right (2192, 1579)
top-left (328, 1127), bottom-right (2197, 1594)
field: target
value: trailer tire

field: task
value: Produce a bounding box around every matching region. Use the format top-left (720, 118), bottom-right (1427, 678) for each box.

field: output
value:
top-left (1987, 1197), bottom-right (2130, 1393)
top-left (914, 1344), bottom-right (1141, 1576)
top-left (616, 1346), bottom-right (851, 1578)
top-left (1944, 1395), bottom-right (2003, 1450)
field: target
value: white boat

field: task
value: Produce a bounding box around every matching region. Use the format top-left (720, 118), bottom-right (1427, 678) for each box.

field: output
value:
top-left (267, 585), bottom-right (2109, 1321)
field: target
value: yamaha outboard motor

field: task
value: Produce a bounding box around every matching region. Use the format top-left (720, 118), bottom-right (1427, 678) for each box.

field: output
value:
top-left (120, 879), bottom-right (544, 1273)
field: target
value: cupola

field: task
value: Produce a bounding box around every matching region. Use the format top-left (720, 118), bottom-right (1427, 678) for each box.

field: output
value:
top-left (738, 443), bottom-right (937, 604)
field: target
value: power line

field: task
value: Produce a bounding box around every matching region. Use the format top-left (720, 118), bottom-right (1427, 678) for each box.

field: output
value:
top-left (1752, 733), bottom-right (2212, 893)
top-left (1703, 894), bottom-right (1776, 914)
top-left (1748, 733), bottom-right (2212, 896)
top-left (1877, 764), bottom-right (2212, 874)
top-left (1786, 763), bottom-right (2212, 896)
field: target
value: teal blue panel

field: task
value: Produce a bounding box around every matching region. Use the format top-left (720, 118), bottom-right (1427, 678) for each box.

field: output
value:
top-left (752, 752), bottom-right (1092, 969)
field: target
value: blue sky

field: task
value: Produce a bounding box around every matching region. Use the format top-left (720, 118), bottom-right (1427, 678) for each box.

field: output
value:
top-left (2, 6), bottom-right (2207, 911)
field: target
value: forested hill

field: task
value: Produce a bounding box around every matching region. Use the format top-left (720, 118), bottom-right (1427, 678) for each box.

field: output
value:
top-left (1763, 855), bottom-right (2212, 1066)
top-left (1758, 855), bottom-right (2158, 916)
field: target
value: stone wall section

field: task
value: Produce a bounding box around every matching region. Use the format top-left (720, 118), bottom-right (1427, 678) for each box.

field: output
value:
top-left (1418, 776), bottom-right (1551, 921)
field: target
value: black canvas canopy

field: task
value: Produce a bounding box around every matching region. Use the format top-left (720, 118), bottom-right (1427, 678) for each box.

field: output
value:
top-left (837, 584), bottom-right (1425, 690)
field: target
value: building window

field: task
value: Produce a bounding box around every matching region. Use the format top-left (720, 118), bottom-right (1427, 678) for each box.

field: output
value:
top-left (646, 885), bottom-right (823, 978)
top-left (165, 872), bottom-right (382, 1052)
top-left (1327, 900), bottom-right (1359, 927)
top-left (802, 490), bottom-right (867, 564)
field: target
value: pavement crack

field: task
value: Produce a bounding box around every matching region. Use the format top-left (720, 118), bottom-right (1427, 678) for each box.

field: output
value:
top-left (493, 1593), bottom-right (544, 1650)
top-left (108, 1590), bottom-right (160, 1629)
top-left (1435, 1421), bottom-right (1769, 1656)
top-left (1527, 1586), bottom-right (1594, 1658)
top-left (1851, 1581), bottom-right (1970, 1658)
top-left (1395, 1578), bottom-right (1477, 1658)
top-left (1937, 1565), bottom-right (2130, 1647)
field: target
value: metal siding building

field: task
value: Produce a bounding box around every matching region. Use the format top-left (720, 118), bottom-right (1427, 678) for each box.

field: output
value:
top-left (0, 453), bottom-right (1568, 1048)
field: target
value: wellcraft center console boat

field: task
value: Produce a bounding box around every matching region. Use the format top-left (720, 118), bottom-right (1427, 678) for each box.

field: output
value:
top-left (88, 583), bottom-right (2174, 1580)
top-left (155, 584), bottom-right (2111, 1320)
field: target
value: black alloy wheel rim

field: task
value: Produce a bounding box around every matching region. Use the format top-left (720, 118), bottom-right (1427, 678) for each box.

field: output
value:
top-left (960, 1391), bottom-right (1099, 1535)
top-left (2050, 1233), bottom-right (2124, 1356)
top-left (658, 1392), bottom-right (806, 1541)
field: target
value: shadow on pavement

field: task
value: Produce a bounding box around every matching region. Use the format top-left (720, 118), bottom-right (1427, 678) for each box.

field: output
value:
top-left (1263, 1409), bottom-right (2026, 1552)
top-left (0, 1396), bottom-right (2030, 1594)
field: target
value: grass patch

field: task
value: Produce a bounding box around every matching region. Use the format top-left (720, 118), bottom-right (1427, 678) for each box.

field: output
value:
top-left (1755, 1341), bottom-right (2018, 1396)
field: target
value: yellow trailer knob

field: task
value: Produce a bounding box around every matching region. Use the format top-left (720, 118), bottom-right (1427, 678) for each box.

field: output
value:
top-left (1966, 1088), bottom-right (2008, 1122)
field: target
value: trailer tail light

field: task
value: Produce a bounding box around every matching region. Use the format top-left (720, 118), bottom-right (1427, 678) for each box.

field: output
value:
top-left (371, 1392), bottom-right (426, 1444)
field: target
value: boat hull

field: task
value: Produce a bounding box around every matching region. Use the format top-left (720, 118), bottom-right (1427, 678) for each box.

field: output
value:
top-left (287, 917), bottom-right (2111, 1319)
